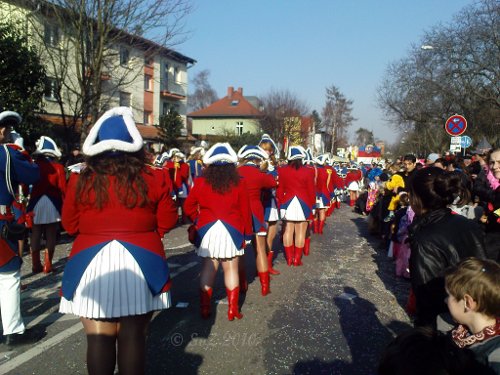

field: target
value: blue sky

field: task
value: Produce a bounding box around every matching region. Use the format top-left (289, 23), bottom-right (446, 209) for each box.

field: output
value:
top-left (177, 0), bottom-right (475, 144)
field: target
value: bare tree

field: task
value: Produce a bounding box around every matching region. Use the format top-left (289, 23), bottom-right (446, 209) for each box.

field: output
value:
top-left (354, 127), bottom-right (375, 146)
top-left (27, 0), bottom-right (193, 150)
top-left (378, 0), bottom-right (500, 152)
top-left (187, 69), bottom-right (218, 112)
top-left (321, 85), bottom-right (354, 154)
top-left (259, 88), bottom-right (309, 149)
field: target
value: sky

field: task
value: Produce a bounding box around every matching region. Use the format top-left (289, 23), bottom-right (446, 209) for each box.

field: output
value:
top-left (176, 0), bottom-right (476, 144)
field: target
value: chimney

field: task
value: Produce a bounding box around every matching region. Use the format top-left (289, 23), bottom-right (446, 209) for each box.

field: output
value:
top-left (227, 86), bottom-right (234, 98)
top-left (237, 87), bottom-right (243, 95)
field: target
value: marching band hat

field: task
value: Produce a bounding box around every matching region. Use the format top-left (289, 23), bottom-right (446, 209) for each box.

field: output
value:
top-left (237, 145), bottom-right (268, 160)
top-left (203, 142), bottom-right (238, 165)
top-left (314, 154), bottom-right (329, 165)
top-left (173, 151), bottom-right (186, 160)
top-left (10, 130), bottom-right (24, 149)
top-left (190, 146), bottom-right (205, 156)
top-left (82, 107), bottom-right (143, 156)
top-left (0, 111), bottom-right (22, 127)
top-left (287, 145), bottom-right (307, 161)
top-left (168, 148), bottom-right (180, 159)
top-left (259, 134), bottom-right (279, 157)
top-left (34, 136), bottom-right (62, 158)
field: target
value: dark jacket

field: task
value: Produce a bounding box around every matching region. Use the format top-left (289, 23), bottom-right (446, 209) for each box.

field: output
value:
top-left (408, 208), bottom-right (486, 328)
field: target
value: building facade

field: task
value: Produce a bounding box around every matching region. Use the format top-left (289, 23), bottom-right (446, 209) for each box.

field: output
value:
top-left (188, 87), bottom-right (263, 138)
top-left (0, 0), bottom-right (196, 142)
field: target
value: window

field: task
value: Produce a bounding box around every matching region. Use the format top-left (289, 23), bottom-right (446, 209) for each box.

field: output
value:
top-left (236, 121), bottom-right (243, 136)
top-left (44, 78), bottom-right (59, 100)
top-left (143, 111), bottom-right (152, 125)
top-left (44, 23), bottom-right (60, 47)
top-left (144, 57), bottom-right (153, 66)
top-left (120, 47), bottom-right (130, 66)
top-left (119, 91), bottom-right (131, 107)
top-left (174, 66), bottom-right (180, 82)
top-left (144, 74), bottom-right (152, 91)
top-left (162, 102), bottom-right (169, 115)
top-left (164, 63), bottom-right (169, 88)
top-left (231, 100), bottom-right (239, 106)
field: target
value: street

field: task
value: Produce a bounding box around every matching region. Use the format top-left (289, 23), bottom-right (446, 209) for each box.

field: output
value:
top-left (0, 205), bottom-right (413, 375)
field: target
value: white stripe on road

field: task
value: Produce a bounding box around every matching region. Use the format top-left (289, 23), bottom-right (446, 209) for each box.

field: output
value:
top-left (165, 242), bottom-right (192, 250)
top-left (0, 322), bottom-right (83, 373)
top-left (0, 259), bottom-right (199, 373)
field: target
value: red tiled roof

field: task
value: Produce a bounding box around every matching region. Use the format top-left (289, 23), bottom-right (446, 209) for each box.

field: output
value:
top-left (188, 87), bottom-right (263, 118)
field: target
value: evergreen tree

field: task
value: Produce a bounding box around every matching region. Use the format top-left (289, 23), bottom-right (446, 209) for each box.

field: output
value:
top-left (0, 22), bottom-right (47, 149)
top-left (156, 108), bottom-right (183, 148)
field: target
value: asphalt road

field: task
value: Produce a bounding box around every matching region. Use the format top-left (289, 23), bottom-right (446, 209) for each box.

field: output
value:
top-left (0, 205), bottom-right (413, 375)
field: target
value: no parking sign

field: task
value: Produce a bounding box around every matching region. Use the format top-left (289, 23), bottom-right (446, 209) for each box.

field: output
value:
top-left (445, 115), bottom-right (467, 136)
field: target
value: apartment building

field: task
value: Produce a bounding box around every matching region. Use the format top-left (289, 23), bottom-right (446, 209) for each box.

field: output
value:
top-left (0, 0), bottom-right (196, 142)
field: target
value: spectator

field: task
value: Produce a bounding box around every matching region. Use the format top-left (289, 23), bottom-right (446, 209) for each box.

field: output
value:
top-left (445, 258), bottom-right (500, 374)
top-left (408, 167), bottom-right (486, 328)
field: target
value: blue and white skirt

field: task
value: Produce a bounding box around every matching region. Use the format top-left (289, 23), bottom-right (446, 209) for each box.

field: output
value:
top-left (59, 240), bottom-right (171, 319)
top-left (33, 195), bottom-right (61, 225)
top-left (280, 197), bottom-right (308, 222)
top-left (264, 197), bottom-right (280, 222)
top-left (197, 220), bottom-right (244, 259)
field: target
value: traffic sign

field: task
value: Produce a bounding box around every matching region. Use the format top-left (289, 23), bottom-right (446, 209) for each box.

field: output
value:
top-left (445, 114), bottom-right (467, 136)
top-left (460, 135), bottom-right (473, 149)
top-left (450, 136), bottom-right (461, 152)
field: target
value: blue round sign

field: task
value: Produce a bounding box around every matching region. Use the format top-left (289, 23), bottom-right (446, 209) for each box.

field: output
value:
top-left (445, 115), bottom-right (467, 136)
top-left (460, 135), bottom-right (472, 148)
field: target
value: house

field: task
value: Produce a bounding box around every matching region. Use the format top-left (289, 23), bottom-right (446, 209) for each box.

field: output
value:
top-left (188, 87), bottom-right (263, 138)
top-left (0, 0), bottom-right (196, 145)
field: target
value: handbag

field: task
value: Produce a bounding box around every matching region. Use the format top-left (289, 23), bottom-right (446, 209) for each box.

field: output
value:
top-left (1, 222), bottom-right (27, 242)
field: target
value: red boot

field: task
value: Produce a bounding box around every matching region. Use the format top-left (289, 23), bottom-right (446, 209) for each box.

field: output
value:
top-left (293, 246), bottom-right (303, 266)
top-left (267, 251), bottom-right (280, 275)
top-left (336, 200), bottom-right (341, 209)
top-left (313, 219), bottom-right (319, 233)
top-left (200, 287), bottom-right (213, 319)
top-left (226, 287), bottom-right (243, 321)
top-left (43, 250), bottom-right (52, 273)
top-left (284, 245), bottom-right (294, 266)
top-left (304, 238), bottom-right (311, 256)
top-left (319, 220), bottom-right (325, 234)
top-left (31, 251), bottom-right (42, 274)
top-left (258, 271), bottom-right (270, 296)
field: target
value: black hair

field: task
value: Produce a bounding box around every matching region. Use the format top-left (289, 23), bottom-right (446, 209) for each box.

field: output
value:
top-left (408, 167), bottom-right (469, 214)
top-left (403, 154), bottom-right (416, 163)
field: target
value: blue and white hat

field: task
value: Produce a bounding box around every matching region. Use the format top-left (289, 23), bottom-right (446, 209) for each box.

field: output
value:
top-left (82, 107), bottom-right (143, 156)
top-left (237, 145), bottom-right (268, 160)
top-left (314, 154), bottom-right (329, 165)
top-left (259, 134), bottom-right (279, 158)
top-left (0, 111), bottom-right (22, 126)
top-left (10, 130), bottom-right (24, 149)
top-left (203, 142), bottom-right (238, 165)
top-left (287, 145), bottom-right (307, 161)
top-left (34, 136), bottom-right (62, 158)
top-left (190, 146), bottom-right (205, 156)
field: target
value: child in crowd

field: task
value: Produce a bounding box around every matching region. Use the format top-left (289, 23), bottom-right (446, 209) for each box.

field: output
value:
top-left (445, 258), bottom-right (500, 374)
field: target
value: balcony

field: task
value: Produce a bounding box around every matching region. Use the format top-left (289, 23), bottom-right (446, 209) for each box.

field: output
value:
top-left (160, 81), bottom-right (187, 101)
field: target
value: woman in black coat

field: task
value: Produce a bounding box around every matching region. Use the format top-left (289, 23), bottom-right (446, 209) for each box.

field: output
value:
top-left (408, 167), bottom-right (486, 328)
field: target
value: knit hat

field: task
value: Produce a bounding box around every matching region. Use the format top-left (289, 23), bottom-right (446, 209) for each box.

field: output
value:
top-left (203, 143), bottom-right (238, 165)
top-left (287, 145), bottom-right (306, 161)
top-left (237, 145), bottom-right (268, 160)
top-left (34, 136), bottom-right (62, 158)
top-left (427, 153), bottom-right (440, 163)
top-left (82, 107), bottom-right (143, 156)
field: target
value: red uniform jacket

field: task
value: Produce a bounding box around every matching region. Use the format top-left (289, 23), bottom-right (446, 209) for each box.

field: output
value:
top-left (237, 164), bottom-right (277, 232)
top-left (60, 165), bottom-right (177, 299)
top-left (183, 176), bottom-right (253, 246)
top-left (277, 165), bottom-right (316, 217)
top-left (315, 166), bottom-right (330, 205)
top-left (27, 157), bottom-right (67, 213)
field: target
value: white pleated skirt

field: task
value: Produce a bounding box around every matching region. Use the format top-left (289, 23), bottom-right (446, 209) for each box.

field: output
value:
top-left (59, 240), bottom-right (171, 319)
top-left (33, 195), bottom-right (61, 225)
top-left (348, 181), bottom-right (360, 191)
top-left (280, 197), bottom-right (307, 222)
top-left (197, 220), bottom-right (244, 259)
top-left (265, 198), bottom-right (280, 222)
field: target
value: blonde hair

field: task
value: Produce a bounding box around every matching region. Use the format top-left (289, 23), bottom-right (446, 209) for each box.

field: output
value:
top-left (445, 258), bottom-right (500, 317)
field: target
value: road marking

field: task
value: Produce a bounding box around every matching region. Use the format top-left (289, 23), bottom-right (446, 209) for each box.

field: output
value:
top-left (165, 242), bottom-right (192, 250)
top-left (0, 258), bottom-right (200, 372)
top-left (170, 261), bottom-right (198, 278)
top-left (0, 322), bottom-right (83, 373)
